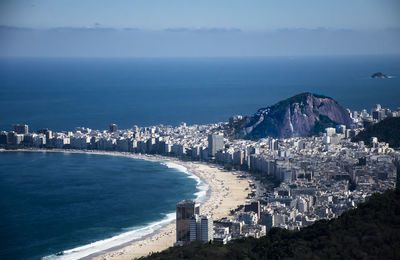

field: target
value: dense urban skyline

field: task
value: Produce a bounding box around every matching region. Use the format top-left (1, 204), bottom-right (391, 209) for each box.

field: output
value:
top-left (2, 96), bottom-right (398, 250)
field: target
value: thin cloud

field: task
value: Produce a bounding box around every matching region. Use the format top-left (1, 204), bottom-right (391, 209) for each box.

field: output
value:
top-left (49, 27), bottom-right (117, 32)
top-left (0, 25), bottom-right (35, 32)
top-left (164, 27), bottom-right (242, 33)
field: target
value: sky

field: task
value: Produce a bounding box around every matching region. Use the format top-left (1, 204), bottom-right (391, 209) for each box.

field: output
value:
top-left (0, 0), bottom-right (399, 57)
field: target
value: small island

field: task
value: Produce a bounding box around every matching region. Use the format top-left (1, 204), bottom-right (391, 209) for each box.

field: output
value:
top-left (371, 72), bottom-right (389, 79)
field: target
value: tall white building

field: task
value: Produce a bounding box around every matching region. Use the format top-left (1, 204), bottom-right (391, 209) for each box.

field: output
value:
top-left (200, 215), bottom-right (213, 242)
top-left (189, 214), bottom-right (213, 243)
top-left (325, 127), bottom-right (336, 137)
top-left (189, 215), bottom-right (200, 242)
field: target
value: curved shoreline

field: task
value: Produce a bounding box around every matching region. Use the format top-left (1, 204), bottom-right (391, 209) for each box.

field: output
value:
top-left (1, 149), bottom-right (250, 260)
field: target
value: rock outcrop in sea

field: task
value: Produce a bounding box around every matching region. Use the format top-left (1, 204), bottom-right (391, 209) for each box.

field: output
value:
top-left (231, 92), bottom-right (352, 139)
top-left (371, 72), bottom-right (389, 79)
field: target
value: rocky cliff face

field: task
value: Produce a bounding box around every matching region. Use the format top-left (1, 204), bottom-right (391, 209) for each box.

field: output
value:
top-left (235, 92), bottom-right (352, 139)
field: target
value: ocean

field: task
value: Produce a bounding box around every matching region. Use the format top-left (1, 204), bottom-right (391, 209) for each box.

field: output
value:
top-left (0, 151), bottom-right (202, 259)
top-left (0, 56), bottom-right (399, 259)
top-left (0, 56), bottom-right (399, 132)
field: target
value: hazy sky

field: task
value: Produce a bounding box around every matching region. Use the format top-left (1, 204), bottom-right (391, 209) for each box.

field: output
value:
top-left (1, 0), bottom-right (399, 57)
top-left (1, 0), bottom-right (400, 30)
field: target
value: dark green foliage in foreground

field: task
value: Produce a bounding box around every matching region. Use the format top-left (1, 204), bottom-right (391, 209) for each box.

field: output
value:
top-left (141, 189), bottom-right (400, 260)
top-left (352, 117), bottom-right (400, 148)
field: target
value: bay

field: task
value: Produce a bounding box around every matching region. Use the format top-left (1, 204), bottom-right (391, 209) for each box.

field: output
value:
top-left (0, 151), bottom-right (198, 260)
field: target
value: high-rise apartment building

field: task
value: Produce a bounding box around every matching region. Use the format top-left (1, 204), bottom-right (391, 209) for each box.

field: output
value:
top-left (189, 214), bottom-right (213, 243)
top-left (245, 201), bottom-right (261, 220)
top-left (176, 200), bottom-right (200, 243)
top-left (13, 124), bottom-right (28, 135)
top-left (200, 215), bottom-right (213, 242)
top-left (0, 131), bottom-right (8, 144)
top-left (189, 215), bottom-right (200, 242)
top-left (109, 124), bottom-right (118, 133)
top-left (208, 134), bottom-right (224, 157)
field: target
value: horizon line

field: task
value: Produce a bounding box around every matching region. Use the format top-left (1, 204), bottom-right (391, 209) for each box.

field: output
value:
top-left (2, 53), bottom-right (400, 59)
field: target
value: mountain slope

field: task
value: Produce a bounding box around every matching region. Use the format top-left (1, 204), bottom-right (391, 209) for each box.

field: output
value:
top-left (233, 92), bottom-right (352, 139)
top-left (141, 189), bottom-right (400, 260)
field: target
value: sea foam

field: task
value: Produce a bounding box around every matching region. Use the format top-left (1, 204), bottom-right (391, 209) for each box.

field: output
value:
top-left (161, 161), bottom-right (209, 204)
top-left (42, 212), bottom-right (176, 260)
top-left (42, 159), bottom-right (209, 260)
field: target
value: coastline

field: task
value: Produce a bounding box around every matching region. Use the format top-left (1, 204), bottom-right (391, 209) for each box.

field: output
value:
top-left (1, 148), bottom-right (250, 260)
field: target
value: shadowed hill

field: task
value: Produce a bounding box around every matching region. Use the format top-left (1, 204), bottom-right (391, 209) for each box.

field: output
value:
top-left (352, 117), bottom-right (400, 148)
top-left (231, 92), bottom-right (352, 139)
top-left (141, 189), bottom-right (400, 260)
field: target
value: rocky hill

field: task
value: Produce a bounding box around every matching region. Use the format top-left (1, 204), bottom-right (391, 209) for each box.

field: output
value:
top-left (371, 72), bottom-right (389, 79)
top-left (231, 92), bottom-right (352, 139)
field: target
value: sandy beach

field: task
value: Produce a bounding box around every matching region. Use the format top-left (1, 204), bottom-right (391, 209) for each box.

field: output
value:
top-left (5, 149), bottom-right (250, 260)
top-left (90, 153), bottom-right (250, 260)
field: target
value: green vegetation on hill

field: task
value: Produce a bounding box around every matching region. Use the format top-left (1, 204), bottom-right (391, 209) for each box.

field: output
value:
top-left (276, 92), bottom-right (330, 107)
top-left (235, 92), bottom-right (351, 139)
top-left (352, 117), bottom-right (400, 148)
top-left (142, 189), bottom-right (400, 260)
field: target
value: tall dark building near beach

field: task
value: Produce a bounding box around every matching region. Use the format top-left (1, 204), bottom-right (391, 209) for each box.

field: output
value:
top-left (176, 200), bottom-right (200, 243)
top-left (13, 124), bottom-right (28, 135)
top-left (245, 201), bottom-right (261, 220)
top-left (109, 124), bottom-right (118, 133)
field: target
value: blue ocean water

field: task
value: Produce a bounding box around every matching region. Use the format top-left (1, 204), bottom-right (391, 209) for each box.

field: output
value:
top-left (0, 151), bottom-right (198, 260)
top-left (0, 56), bottom-right (399, 132)
top-left (0, 56), bottom-right (399, 259)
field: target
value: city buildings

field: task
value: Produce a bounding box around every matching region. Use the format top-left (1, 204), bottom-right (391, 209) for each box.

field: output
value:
top-left (208, 134), bottom-right (224, 158)
top-left (176, 200), bottom-right (200, 243)
top-left (109, 124), bottom-right (118, 133)
top-left (200, 215), bottom-right (213, 242)
top-left (13, 124), bottom-right (28, 135)
top-left (190, 215), bottom-right (213, 243)
top-left (189, 215), bottom-right (200, 242)
top-left (245, 201), bottom-right (261, 220)
top-left (1, 103), bottom-right (399, 244)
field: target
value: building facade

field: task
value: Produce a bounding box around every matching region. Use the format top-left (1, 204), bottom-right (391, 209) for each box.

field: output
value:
top-left (13, 124), bottom-right (28, 135)
top-left (176, 200), bottom-right (200, 243)
top-left (208, 134), bottom-right (224, 157)
top-left (189, 214), bottom-right (213, 243)
top-left (109, 124), bottom-right (118, 133)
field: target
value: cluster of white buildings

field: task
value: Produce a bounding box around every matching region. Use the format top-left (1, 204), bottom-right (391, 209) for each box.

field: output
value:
top-left (348, 103), bottom-right (399, 133)
top-left (1, 104), bottom-right (399, 243)
top-left (211, 200), bottom-right (267, 244)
